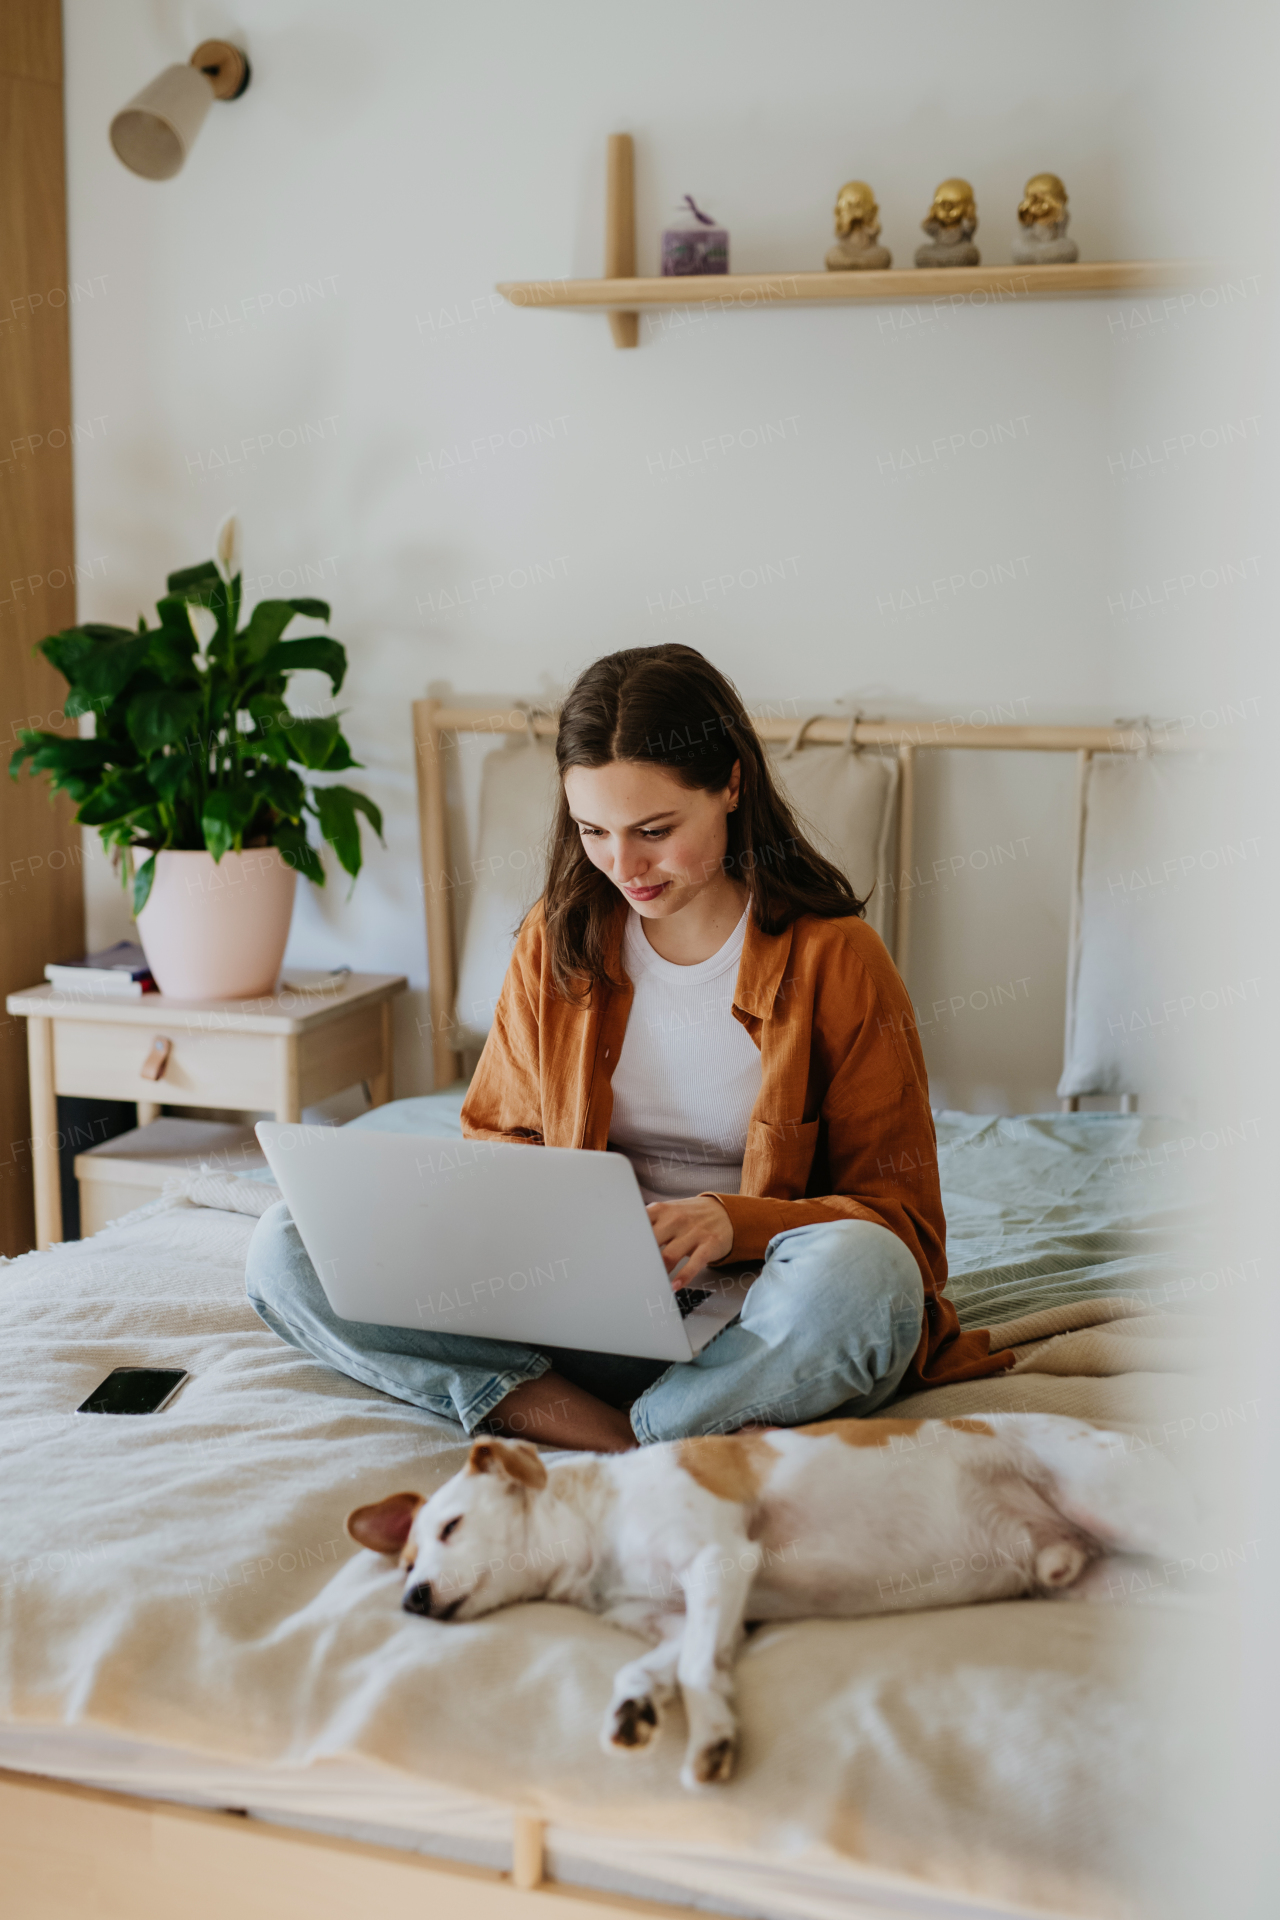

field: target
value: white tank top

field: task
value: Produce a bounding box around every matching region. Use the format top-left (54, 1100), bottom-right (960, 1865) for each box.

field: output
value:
top-left (607, 907), bottom-right (763, 1205)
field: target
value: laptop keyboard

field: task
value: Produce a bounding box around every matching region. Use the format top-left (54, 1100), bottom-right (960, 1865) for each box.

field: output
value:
top-left (674, 1286), bottom-right (711, 1318)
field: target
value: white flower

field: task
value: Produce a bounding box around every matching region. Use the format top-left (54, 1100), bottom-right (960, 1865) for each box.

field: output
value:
top-left (214, 512), bottom-right (241, 582)
top-left (187, 601), bottom-right (218, 670)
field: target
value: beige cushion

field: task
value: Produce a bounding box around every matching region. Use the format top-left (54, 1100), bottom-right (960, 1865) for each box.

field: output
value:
top-left (767, 733), bottom-right (899, 945)
top-left (1058, 752), bottom-right (1243, 1100)
top-left (453, 738), bottom-right (559, 1045)
top-left (453, 729), bottom-right (900, 1044)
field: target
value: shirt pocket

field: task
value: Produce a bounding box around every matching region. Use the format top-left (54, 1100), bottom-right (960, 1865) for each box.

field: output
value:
top-left (741, 1118), bottom-right (820, 1200)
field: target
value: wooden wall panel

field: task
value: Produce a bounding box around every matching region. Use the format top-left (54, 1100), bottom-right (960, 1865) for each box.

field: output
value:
top-left (0, 0), bottom-right (84, 1256)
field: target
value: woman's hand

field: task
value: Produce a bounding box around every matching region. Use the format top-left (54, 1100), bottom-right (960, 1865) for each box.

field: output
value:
top-left (646, 1195), bottom-right (733, 1288)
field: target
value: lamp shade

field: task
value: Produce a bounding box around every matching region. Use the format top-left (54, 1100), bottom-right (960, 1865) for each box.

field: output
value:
top-left (110, 64), bottom-right (215, 180)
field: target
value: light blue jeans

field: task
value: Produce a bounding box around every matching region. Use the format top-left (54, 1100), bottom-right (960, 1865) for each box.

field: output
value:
top-left (245, 1202), bottom-right (924, 1444)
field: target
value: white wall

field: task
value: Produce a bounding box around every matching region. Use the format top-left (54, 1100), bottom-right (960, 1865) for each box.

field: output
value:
top-left (64, 0), bottom-right (1267, 1113)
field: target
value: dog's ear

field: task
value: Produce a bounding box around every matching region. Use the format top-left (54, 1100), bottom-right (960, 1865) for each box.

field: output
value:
top-left (467, 1438), bottom-right (548, 1491)
top-left (346, 1491), bottom-right (424, 1554)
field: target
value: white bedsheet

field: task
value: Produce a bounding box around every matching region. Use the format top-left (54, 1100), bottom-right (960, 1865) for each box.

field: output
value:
top-left (0, 1144), bottom-right (1231, 1920)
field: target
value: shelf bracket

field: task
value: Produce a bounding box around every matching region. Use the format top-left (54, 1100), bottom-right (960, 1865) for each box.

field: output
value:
top-left (605, 133), bottom-right (638, 348)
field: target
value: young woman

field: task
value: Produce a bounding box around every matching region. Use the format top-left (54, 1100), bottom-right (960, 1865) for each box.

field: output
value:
top-left (248, 645), bottom-right (1010, 1450)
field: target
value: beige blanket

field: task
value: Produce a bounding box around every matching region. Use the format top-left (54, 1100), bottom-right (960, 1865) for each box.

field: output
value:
top-left (0, 1195), bottom-right (1231, 1918)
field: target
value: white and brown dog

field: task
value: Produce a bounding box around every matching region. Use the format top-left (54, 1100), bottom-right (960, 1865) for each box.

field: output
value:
top-left (348, 1413), bottom-right (1191, 1791)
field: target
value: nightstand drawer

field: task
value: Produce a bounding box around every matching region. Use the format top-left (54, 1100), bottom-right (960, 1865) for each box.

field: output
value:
top-left (51, 1019), bottom-right (278, 1110)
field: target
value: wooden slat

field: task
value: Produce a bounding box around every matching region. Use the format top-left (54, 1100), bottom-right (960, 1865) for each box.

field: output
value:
top-left (498, 259), bottom-right (1213, 312)
top-left (512, 1813), bottom-right (545, 1889)
top-left (0, 0), bottom-right (83, 1256)
top-left (26, 1014), bottom-right (59, 1247)
top-left (604, 134), bottom-right (637, 348)
top-left (427, 709), bottom-right (1214, 754)
top-left (412, 699), bottom-right (461, 1088)
top-left (1059, 748), bottom-right (1093, 1114)
top-left (275, 1033), bottom-right (302, 1122)
top-left (368, 996), bottom-right (395, 1106)
top-left (894, 744), bottom-right (916, 979)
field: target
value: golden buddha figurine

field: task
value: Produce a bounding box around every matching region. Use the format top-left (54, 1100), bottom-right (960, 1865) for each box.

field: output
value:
top-left (1012, 172), bottom-right (1078, 264)
top-left (913, 177), bottom-right (980, 267)
top-left (825, 180), bottom-right (891, 271)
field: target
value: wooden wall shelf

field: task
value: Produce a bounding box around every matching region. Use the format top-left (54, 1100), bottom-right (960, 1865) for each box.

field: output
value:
top-left (498, 137), bottom-right (1203, 347)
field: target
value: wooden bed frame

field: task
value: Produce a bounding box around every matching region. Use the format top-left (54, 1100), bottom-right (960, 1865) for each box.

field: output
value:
top-left (4, 700), bottom-right (1209, 1919)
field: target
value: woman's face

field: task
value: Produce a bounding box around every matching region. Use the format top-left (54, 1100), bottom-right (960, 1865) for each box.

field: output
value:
top-left (563, 758), bottom-right (740, 920)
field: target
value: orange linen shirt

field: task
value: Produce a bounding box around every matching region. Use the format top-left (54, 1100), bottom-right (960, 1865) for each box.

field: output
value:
top-left (461, 902), bottom-right (1013, 1391)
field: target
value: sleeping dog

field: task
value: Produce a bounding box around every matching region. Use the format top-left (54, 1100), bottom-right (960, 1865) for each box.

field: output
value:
top-left (348, 1413), bottom-right (1192, 1791)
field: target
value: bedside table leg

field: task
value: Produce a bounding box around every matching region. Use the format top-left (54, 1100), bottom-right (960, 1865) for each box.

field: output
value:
top-left (368, 999), bottom-right (394, 1109)
top-left (27, 1017), bottom-right (62, 1249)
top-left (275, 1035), bottom-right (301, 1123)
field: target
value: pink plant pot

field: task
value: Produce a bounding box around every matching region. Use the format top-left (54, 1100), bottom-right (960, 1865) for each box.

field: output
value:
top-left (135, 847), bottom-right (298, 999)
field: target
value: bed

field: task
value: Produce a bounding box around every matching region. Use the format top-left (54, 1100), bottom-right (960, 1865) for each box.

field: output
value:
top-left (0, 710), bottom-right (1230, 1920)
top-left (0, 1094), bottom-right (1230, 1920)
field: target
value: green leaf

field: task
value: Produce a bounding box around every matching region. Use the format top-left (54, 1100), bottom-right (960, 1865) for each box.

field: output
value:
top-left (77, 769), bottom-right (157, 827)
top-left (238, 596), bottom-right (329, 663)
top-left (145, 597), bottom-right (200, 683)
top-left (40, 629), bottom-right (99, 682)
top-left (166, 560), bottom-right (222, 594)
top-left (273, 821), bottom-right (325, 886)
top-left (277, 715), bottom-right (344, 769)
top-left (132, 852), bottom-right (157, 916)
top-left (10, 732), bottom-right (109, 779)
top-left (311, 783), bottom-right (383, 879)
top-left (68, 631), bottom-right (153, 702)
top-left (240, 600), bottom-right (301, 662)
top-left (239, 694), bottom-right (293, 764)
top-left (146, 633), bottom-right (199, 686)
top-left (247, 763), bottom-right (306, 819)
top-left (147, 752), bottom-right (195, 803)
top-left (165, 568), bottom-right (233, 665)
top-left (61, 686), bottom-right (107, 721)
top-left (201, 787), bottom-right (258, 860)
top-left (126, 688), bottom-right (203, 754)
top-left (8, 737), bottom-right (36, 778)
top-left (252, 635), bottom-right (347, 693)
top-left (316, 731), bottom-right (357, 771)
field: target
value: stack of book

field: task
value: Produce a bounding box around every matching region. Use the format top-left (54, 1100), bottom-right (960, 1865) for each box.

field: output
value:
top-left (45, 941), bottom-right (156, 997)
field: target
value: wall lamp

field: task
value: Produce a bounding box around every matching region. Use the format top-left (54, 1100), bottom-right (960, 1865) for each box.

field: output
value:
top-left (110, 40), bottom-right (250, 181)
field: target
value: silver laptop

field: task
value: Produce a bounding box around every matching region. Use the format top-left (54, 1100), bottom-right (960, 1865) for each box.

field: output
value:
top-left (254, 1123), bottom-right (749, 1362)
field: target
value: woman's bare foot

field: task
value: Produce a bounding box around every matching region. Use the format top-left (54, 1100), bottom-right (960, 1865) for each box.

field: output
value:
top-left (485, 1370), bottom-right (637, 1452)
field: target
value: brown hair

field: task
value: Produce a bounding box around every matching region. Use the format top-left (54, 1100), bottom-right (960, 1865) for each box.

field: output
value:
top-left (543, 644), bottom-right (864, 999)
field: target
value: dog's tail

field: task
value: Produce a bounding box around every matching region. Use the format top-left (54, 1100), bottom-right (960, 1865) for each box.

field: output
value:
top-left (983, 1412), bottom-right (1197, 1559)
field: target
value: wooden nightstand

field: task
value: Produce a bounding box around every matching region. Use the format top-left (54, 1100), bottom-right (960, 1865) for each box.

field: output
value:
top-left (6, 971), bottom-right (406, 1249)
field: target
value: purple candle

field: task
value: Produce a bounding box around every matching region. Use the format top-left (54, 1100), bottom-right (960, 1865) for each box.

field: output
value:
top-left (661, 195), bottom-right (729, 276)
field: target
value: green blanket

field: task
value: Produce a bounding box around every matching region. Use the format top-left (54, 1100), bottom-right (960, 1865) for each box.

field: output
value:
top-left (936, 1111), bottom-right (1222, 1329)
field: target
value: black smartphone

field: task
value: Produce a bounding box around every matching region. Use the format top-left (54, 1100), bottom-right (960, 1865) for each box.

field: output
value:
top-left (75, 1367), bottom-right (189, 1415)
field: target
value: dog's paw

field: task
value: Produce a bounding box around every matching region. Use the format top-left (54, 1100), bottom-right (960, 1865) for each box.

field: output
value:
top-left (603, 1694), bottom-right (660, 1753)
top-left (681, 1732), bottom-right (738, 1789)
top-left (1035, 1541), bottom-right (1088, 1590)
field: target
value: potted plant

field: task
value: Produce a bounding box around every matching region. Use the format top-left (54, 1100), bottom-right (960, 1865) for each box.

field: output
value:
top-left (10, 518), bottom-right (382, 1000)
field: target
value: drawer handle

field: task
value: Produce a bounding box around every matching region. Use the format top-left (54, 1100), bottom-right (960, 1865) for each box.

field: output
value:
top-left (140, 1036), bottom-right (172, 1082)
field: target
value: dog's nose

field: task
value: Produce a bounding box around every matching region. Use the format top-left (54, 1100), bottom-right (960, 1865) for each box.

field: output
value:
top-left (402, 1580), bottom-right (432, 1616)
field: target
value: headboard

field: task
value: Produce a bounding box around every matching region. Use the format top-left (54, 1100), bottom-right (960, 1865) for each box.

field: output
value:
top-left (412, 700), bottom-right (1212, 1101)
